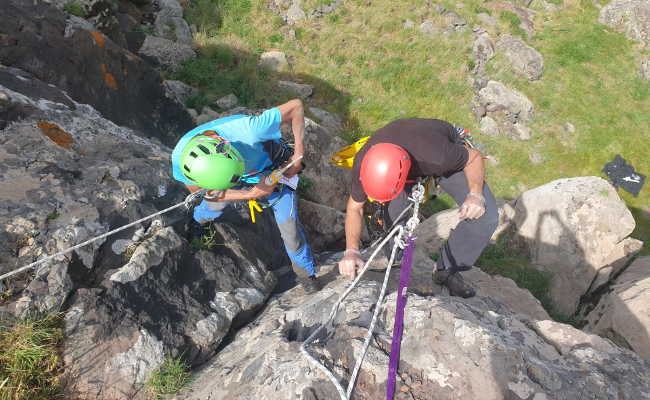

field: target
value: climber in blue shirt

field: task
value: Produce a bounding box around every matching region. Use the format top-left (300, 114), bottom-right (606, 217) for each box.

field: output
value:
top-left (170, 99), bottom-right (321, 293)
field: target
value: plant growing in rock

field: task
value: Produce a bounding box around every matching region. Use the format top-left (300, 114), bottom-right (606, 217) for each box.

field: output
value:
top-left (0, 313), bottom-right (64, 400)
top-left (145, 357), bottom-right (191, 399)
top-left (63, 1), bottom-right (86, 18)
top-left (190, 224), bottom-right (221, 250)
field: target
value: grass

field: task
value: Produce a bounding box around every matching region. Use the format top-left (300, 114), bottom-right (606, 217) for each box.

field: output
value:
top-left (63, 1), bottom-right (86, 18)
top-left (190, 224), bottom-right (222, 250)
top-left (476, 235), bottom-right (575, 324)
top-left (176, 0), bottom-right (650, 255)
top-left (145, 357), bottom-right (191, 400)
top-left (0, 314), bottom-right (64, 400)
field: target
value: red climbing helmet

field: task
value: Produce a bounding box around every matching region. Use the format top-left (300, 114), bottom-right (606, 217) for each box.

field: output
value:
top-left (359, 143), bottom-right (412, 203)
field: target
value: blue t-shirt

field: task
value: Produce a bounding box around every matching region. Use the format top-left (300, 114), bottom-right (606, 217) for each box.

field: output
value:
top-left (171, 108), bottom-right (282, 185)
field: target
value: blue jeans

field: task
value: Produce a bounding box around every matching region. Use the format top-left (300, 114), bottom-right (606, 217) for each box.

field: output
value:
top-left (193, 185), bottom-right (316, 276)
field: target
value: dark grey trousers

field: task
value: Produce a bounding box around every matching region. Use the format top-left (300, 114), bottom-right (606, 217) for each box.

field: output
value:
top-left (386, 171), bottom-right (499, 272)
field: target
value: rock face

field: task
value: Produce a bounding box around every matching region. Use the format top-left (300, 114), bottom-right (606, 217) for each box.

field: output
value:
top-left (298, 199), bottom-right (345, 252)
top-left (138, 35), bottom-right (197, 72)
top-left (584, 256), bottom-right (650, 359)
top-left (472, 32), bottom-right (496, 74)
top-left (180, 273), bottom-right (650, 400)
top-left (512, 177), bottom-right (637, 315)
top-left (496, 35), bottom-right (544, 81)
top-left (0, 0), bottom-right (194, 147)
top-left (599, 0), bottom-right (650, 47)
top-left (479, 81), bottom-right (534, 123)
top-left (0, 65), bottom-right (289, 399)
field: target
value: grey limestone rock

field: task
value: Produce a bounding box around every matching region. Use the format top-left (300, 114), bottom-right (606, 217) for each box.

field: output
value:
top-left (599, 0), bottom-right (650, 47)
top-left (496, 34), bottom-right (544, 81)
top-left (259, 51), bottom-right (290, 72)
top-left (278, 80), bottom-right (314, 99)
top-left (138, 35), bottom-right (196, 72)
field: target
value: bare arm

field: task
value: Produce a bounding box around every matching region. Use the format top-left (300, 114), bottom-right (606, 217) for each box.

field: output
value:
top-left (344, 196), bottom-right (365, 251)
top-left (463, 148), bottom-right (485, 195)
top-left (276, 99), bottom-right (305, 177)
top-left (459, 148), bottom-right (486, 220)
top-left (184, 182), bottom-right (276, 202)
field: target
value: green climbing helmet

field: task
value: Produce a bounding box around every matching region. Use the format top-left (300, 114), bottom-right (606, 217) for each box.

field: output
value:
top-left (180, 134), bottom-right (245, 190)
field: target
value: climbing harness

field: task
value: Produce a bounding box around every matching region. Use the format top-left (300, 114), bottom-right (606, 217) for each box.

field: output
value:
top-left (301, 182), bottom-right (425, 400)
top-left (0, 190), bottom-right (209, 282)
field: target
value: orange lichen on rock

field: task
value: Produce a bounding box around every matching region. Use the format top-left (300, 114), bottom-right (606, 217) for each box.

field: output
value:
top-left (100, 64), bottom-right (118, 90)
top-left (37, 121), bottom-right (74, 149)
top-left (90, 31), bottom-right (106, 48)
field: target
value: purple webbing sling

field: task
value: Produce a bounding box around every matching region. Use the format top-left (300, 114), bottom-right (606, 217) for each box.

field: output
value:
top-left (386, 235), bottom-right (416, 399)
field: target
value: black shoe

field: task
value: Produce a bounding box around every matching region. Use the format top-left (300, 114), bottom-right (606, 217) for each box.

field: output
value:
top-left (299, 275), bottom-right (322, 294)
top-left (433, 269), bottom-right (476, 298)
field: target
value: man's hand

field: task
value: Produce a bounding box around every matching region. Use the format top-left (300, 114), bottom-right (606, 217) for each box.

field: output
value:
top-left (283, 154), bottom-right (303, 178)
top-left (338, 250), bottom-right (365, 280)
top-left (459, 192), bottom-right (485, 220)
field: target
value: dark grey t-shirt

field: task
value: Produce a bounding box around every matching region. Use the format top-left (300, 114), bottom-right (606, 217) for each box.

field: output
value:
top-left (350, 118), bottom-right (469, 202)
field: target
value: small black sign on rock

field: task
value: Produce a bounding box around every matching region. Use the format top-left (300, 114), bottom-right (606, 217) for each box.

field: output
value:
top-left (602, 155), bottom-right (646, 197)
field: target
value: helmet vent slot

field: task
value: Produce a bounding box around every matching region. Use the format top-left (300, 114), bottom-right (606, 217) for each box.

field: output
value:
top-left (230, 175), bottom-right (240, 183)
top-left (198, 144), bottom-right (210, 154)
top-left (189, 151), bottom-right (198, 158)
top-left (184, 165), bottom-right (191, 172)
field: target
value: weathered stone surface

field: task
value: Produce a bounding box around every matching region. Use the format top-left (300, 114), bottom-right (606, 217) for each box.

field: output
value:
top-left (599, 0), bottom-right (650, 47)
top-left (278, 80), bottom-right (314, 99)
top-left (196, 106), bottom-right (220, 125)
top-left (308, 106), bottom-right (343, 134)
top-left (298, 199), bottom-right (345, 252)
top-left (0, 0), bottom-right (194, 147)
top-left (419, 19), bottom-right (442, 36)
top-left (472, 32), bottom-right (495, 74)
top-left (496, 34), bottom-right (544, 81)
top-left (154, 0), bottom-right (193, 45)
top-left (584, 256), bottom-right (650, 359)
top-left (513, 177), bottom-right (637, 315)
top-left (180, 274), bottom-right (650, 400)
top-left (479, 81), bottom-right (534, 123)
top-left (477, 12), bottom-right (498, 27)
top-left (259, 51), bottom-right (289, 72)
top-left (286, 2), bottom-right (306, 25)
top-left (138, 35), bottom-right (196, 72)
top-left (163, 80), bottom-right (197, 106)
top-left (485, 2), bottom-right (536, 38)
top-left (215, 93), bottom-right (239, 109)
top-left (0, 65), bottom-right (291, 399)
top-left (480, 115), bottom-right (500, 136)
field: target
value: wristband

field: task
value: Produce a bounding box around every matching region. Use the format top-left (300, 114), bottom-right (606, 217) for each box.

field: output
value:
top-left (466, 192), bottom-right (485, 204)
top-left (344, 249), bottom-right (361, 256)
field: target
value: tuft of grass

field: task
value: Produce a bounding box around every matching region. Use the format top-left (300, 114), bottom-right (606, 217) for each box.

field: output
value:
top-left (63, 1), bottom-right (86, 18)
top-left (0, 314), bottom-right (64, 400)
top-left (190, 224), bottom-right (221, 251)
top-left (297, 175), bottom-right (314, 195)
top-left (269, 33), bottom-right (284, 44)
top-left (499, 10), bottom-right (526, 38)
top-left (46, 211), bottom-right (60, 221)
top-left (145, 357), bottom-right (191, 400)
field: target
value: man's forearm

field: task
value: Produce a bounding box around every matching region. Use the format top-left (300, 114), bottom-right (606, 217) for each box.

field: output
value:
top-left (463, 149), bottom-right (485, 194)
top-left (291, 112), bottom-right (305, 157)
top-left (344, 204), bottom-right (364, 251)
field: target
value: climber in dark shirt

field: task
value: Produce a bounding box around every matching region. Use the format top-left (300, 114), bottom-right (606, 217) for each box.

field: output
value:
top-left (338, 118), bottom-right (499, 298)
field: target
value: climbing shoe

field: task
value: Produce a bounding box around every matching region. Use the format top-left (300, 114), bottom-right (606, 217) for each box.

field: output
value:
top-left (299, 275), bottom-right (322, 294)
top-left (433, 269), bottom-right (476, 298)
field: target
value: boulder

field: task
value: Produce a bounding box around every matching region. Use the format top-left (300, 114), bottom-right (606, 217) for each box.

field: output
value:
top-left (584, 256), bottom-right (650, 359)
top-left (419, 20), bottom-right (442, 36)
top-left (278, 80), bottom-right (314, 99)
top-left (163, 80), bottom-right (197, 106)
top-left (286, 2), bottom-right (306, 25)
top-left (259, 51), bottom-right (289, 72)
top-left (478, 80), bottom-right (534, 123)
top-left (154, 14), bottom-right (193, 45)
top-left (485, 2), bottom-right (536, 38)
top-left (308, 106), bottom-right (343, 134)
top-left (215, 93), bottom-right (239, 109)
top-left (138, 35), bottom-right (196, 72)
top-left (480, 115), bottom-right (500, 136)
top-left (512, 177), bottom-right (637, 315)
top-left (179, 273), bottom-right (650, 399)
top-left (472, 33), bottom-right (495, 74)
top-left (196, 106), bottom-right (220, 125)
top-left (496, 34), bottom-right (544, 81)
top-left (0, 0), bottom-right (194, 147)
top-left (599, 0), bottom-right (650, 47)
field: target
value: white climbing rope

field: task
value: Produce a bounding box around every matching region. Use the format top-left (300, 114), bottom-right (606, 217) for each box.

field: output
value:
top-left (301, 182), bottom-right (425, 400)
top-left (0, 191), bottom-right (207, 282)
